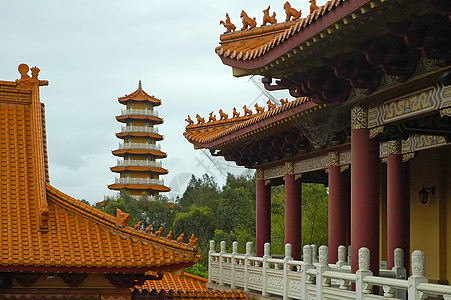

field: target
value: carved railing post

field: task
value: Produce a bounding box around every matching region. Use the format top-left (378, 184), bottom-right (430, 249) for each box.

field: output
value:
top-left (337, 245), bottom-right (347, 269)
top-left (301, 245), bottom-right (315, 300)
top-left (311, 244), bottom-right (318, 263)
top-left (231, 241), bottom-right (238, 289)
top-left (316, 246), bottom-right (330, 300)
top-left (392, 248), bottom-right (407, 299)
top-left (244, 241), bottom-right (253, 292)
top-left (219, 241), bottom-right (226, 286)
top-left (208, 240), bottom-right (216, 283)
top-left (262, 242), bottom-right (271, 296)
top-left (283, 243), bottom-right (293, 300)
top-left (408, 250), bottom-right (427, 300)
top-left (356, 247), bottom-right (373, 300)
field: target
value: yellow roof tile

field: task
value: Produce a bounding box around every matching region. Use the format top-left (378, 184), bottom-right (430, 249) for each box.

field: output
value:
top-left (0, 66), bottom-right (200, 274)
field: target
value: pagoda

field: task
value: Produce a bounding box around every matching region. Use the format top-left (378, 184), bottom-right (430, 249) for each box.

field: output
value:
top-left (108, 81), bottom-right (170, 197)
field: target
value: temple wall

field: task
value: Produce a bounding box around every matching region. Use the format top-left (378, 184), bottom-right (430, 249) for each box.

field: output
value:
top-left (410, 146), bottom-right (450, 283)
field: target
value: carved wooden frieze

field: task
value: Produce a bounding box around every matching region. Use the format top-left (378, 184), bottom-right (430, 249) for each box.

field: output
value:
top-left (294, 155), bottom-right (328, 174)
top-left (369, 84), bottom-right (446, 128)
top-left (403, 134), bottom-right (448, 152)
top-left (263, 165), bottom-right (285, 180)
top-left (380, 135), bottom-right (448, 159)
top-left (340, 149), bottom-right (351, 166)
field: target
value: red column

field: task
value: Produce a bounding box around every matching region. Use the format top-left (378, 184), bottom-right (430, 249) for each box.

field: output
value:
top-left (328, 151), bottom-right (349, 263)
top-left (387, 140), bottom-right (409, 269)
top-left (256, 169), bottom-right (271, 257)
top-left (285, 164), bottom-right (301, 259)
top-left (351, 103), bottom-right (380, 275)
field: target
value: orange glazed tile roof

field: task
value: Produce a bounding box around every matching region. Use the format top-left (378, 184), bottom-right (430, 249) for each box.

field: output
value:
top-left (119, 80), bottom-right (162, 106)
top-left (135, 272), bottom-right (207, 293)
top-left (184, 97), bottom-right (316, 148)
top-left (0, 65), bottom-right (200, 273)
top-left (216, 0), bottom-right (345, 66)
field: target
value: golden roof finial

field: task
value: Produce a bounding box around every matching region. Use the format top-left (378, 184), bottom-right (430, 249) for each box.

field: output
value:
top-left (138, 80), bottom-right (142, 90)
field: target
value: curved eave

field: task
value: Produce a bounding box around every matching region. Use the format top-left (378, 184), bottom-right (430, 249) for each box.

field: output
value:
top-left (110, 166), bottom-right (169, 174)
top-left (116, 115), bottom-right (163, 124)
top-left (112, 149), bottom-right (167, 158)
top-left (187, 100), bottom-right (318, 149)
top-left (108, 184), bottom-right (171, 192)
top-left (116, 132), bottom-right (164, 140)
top-left (119, 98), bottom-right (161, 106)
top-left (218, 0), bottom-right (371, 72)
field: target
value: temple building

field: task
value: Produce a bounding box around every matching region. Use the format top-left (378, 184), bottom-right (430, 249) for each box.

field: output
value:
top-left (0, 64), bottom-right (200, 299)
top-left (108, 81), bottom-right (170, 197)
top-left (185, 0), bottom-right (451, 289)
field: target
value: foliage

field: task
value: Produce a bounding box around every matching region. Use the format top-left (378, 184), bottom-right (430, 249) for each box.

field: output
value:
top-left (100, 191), bottom-right (179, 232)
top-left (185, 263), bottom-right (208, 279)
top-left (178, 174), bottom-right (220, 212)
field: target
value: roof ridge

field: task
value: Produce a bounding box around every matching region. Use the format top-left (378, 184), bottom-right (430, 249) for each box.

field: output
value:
top-left (46, 184), bottom-right (198, 253)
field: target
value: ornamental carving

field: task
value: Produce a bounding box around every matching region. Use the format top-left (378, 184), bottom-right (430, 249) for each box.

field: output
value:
top-left (290, 280), bottom-right (301, 292)
top-left (328, 151), bottom-right (339, 167)
top-left (411, 250), bottom-right (425, 276)
top-left (340, 150), bottom-right (351, 166)
top-left (249, 274), bottom-right (263, 285)
top-left (268, 276), bottom-right (284, 288)
top-left (264, 165), bottom-right (284, 180)
top-left (384, 89), bottom-right (433, 120)
top-left (285, 162), bottom-right (294, 175)
top-left (369, 84), bottom-right (447, 128)
top-left (388, 140), bottom-right (402, 155)
top-left (351, 103), bottom-right (368, 129)
top-left (294, 155), bottom-right (328, 174)
top-left (256, 168), bottom-right (264, 180)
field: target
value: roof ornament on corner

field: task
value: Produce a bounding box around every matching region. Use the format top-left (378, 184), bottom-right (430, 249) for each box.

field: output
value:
top-left (220, 13), bottom-right (236, 34)
top-left (240, 10), bottom-right (257, 30)
top-left (284, 1), bottom-right (302, 22)
top-left (16, 63), bottom-right (49, 90)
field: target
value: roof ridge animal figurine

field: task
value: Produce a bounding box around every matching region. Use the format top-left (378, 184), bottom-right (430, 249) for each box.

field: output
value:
top-left (166, 230), bottom-right (173, 240)
top-left (208, 111), bottom-right (217, 122)
top-left (284, 1), bottom-right (302, 22)
top-left (267, 99), bottom-right (276, 110)
top-left (309, 0), bottom-right (320, 14)
top-left (254, 103), bottom-right (265, 114)
top-left (196, 114), bottom-right (205, 124)
top-left (243, 105), bottom-right (253, 116)
top-left (240, 10), bottom-right (257, 30)
top-left (220, 13), bottom-right (236, 33)
top-left (262, 6), bottom-right (277, 26)
top-left (155, 226), bottom-right (163, 237)
top-left (280, 98), bottom-right (289, 105)
top-left (185, 115), bottom-right (194, 125)
top-left (219, 109), bottom-right (228, 120)
top-left (145, 224), bottom-right (153, 234)
top-left (134, 221), bottom-right (142, 230)
top-left (232, 107), bottom-right (240, 118)
top-left (189, 234), bottom-right (198, 246)
top-left (177, 233), bottom-right (185, 243)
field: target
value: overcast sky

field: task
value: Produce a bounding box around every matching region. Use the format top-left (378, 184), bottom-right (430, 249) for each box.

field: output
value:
top-left (0, 0), bottom-right (312, 203)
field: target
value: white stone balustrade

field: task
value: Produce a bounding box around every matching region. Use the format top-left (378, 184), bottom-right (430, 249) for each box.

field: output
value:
top-left (209, 240), bottom-right (451, 300)
top-left (118, 142), bottom-right (161, 151)
top-left (120, 109), bottom-right (159, 117)
top-left (114, 177), bottom-right (164, 185)
top-left (116, 159), bottom-right (162, 168)
top-left (120, 126), bottom-right (159, 134)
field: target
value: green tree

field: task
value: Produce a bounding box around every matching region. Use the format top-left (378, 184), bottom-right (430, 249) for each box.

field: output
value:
top-left (179, 174), bottom-right (220, 212)
top-left (173, 205), bottom-right (215, 264)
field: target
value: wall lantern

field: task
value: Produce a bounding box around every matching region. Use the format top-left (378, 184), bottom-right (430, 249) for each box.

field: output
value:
top-left (419, 185), bottom-right (435, 204)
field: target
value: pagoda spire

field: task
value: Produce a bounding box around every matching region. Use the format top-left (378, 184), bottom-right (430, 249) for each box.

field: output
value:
top-left (138, 80), bottom-right (142, 90)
